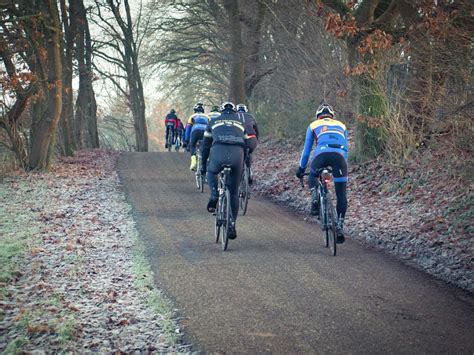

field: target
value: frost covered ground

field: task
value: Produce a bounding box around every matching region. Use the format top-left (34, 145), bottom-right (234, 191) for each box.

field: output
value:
top-left (0, 150), bottom-right (189, 353)
top-left (252, 138), bottom-right (473, 293)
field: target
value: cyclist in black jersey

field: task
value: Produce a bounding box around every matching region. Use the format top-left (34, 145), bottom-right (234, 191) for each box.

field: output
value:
top-left (201, 102), bottom-right (249, 240)
top-left (236, 104), bottom-right (259, 184)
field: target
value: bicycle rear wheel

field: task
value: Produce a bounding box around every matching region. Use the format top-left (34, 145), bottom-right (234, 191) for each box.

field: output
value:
top-left (215, 197), bottom-right (222, 243)
top-left (327, 192), bottom-right (337, 256)
top-left (239, 166), bottom-right (249, 215)
top-left (321, 197), bottom-right (329, 247)
top-left (199, 161), bottom-right (204, 193)
top-left (167, 134), bottom-right (172, 152)
top-left (195, 156), bottom-right (202, 190)
top-left (221, 189), bottom-right (231, 251)
top-left (195, 171), bottom-right (201, 190)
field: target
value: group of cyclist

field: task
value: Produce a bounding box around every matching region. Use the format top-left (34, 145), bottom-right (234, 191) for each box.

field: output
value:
top-left (163, 101), bottom-right (348, 244)
top-left (164, 109), bottom-right (185, 149)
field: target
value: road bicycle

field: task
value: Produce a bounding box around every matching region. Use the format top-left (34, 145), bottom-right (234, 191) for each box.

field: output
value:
top-left (166, 126), bottom-right (174, 152)
top-left (300, 168), bottom-right (338, 256)
top-left (194, 140), bottom-right (205, 193)
top-left (215, 166), bottom-right (233, 251)
top-left (239, 152), bottom-right (250, 215)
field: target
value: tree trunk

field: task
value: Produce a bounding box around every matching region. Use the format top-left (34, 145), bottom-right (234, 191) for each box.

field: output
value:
top-left (243, 0), bottom-right (268, 101)
top-left (122, 0), bottom-right (148, 151)
top-left (224, 0), bottom-right (246, 104)
top-left (74, 0), bottom-right (99, 149)
top-left (129, 71), bottom-right (148, 151)
top-left (59, 0), bottom-right (75, 156)
top-left (345, 41), bottom-right (387, 160)
top-left (29, 0), bottom-right (63, 170)
top-left (81, 0), bottom-right (99, 148)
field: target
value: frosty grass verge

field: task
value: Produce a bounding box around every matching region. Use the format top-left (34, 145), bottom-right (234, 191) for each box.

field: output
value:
top-left (0, 150), bottom-right (189, 353)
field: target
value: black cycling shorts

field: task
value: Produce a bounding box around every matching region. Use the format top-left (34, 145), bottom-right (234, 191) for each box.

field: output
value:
top-left (310, 152), bottom-right (348, 183)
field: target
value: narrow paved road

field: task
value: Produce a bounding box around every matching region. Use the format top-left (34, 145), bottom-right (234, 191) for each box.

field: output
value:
top-left (118, 152), bottom-right (473, 353)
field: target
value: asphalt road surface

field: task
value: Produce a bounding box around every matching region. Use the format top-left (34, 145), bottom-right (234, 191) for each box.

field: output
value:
top-left (118, 151), bottom-right (473, 353)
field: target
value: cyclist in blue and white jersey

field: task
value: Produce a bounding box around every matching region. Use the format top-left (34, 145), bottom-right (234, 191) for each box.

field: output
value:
top-left (185, 102), bottom-right (210, 171)
top-left (296, 103), bottom-right (348, 243)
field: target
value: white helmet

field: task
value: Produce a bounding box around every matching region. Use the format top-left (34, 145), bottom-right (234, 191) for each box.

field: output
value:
top-left (193, 102), bottom-right (204, 113)
top-left (316, 103), bottom-right (335, 118)
top-left (236, 103), bottom-right (248, 113)
top-left (221, 102), bottom-right (236, 112)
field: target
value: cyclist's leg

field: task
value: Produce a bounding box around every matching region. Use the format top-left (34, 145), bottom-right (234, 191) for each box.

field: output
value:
top-left (189, 130), bottom-right (201, 170)
top-left (246, 137), bottom-right (257, 184)
top-left (171, 127), bottom-right (176, 144)
top-left (218, 144), bottom-right (244, 239)
top-left (225, 145), bottom-right (244, 221)
top-left (326, 152), bottom-right (347, 217)
top-left (206, 146), bottom-right (221, 212)
top-left (190, 130), bottom-right (204, 155)
top-left (328, 152), bottom-right (348, 241)
top-left (309, 153), bottom-right (331, 215)
top-left (334, 181), bottom-right (347, 219)
top-left (165, 126), bottom-right (170, 147)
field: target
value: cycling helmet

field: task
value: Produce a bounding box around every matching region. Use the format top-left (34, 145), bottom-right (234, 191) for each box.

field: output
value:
top-left (169, 109), bottom-right (176, 114)
top-left (316, 103), bottom-right (335, 118)
top-left (210, 105), bottom-right (220, 112)
top-left (236, 104), bottom-right (248, 113)
top-left (221, 101), bottom-right (236, 112)
top-left (193, 102), bottom-right (204, 113)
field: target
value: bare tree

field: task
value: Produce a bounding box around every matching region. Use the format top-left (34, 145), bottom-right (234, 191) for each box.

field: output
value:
top-left (142, 0), bottom-right (273, 106)
top-left (91, 0), bottom-right (148, 152)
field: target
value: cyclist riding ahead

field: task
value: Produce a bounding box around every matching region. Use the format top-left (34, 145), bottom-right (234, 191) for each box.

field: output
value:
top-left (208, 105), bottom-right (221, 120)
top-left (296, 103), bottom-right (348, 243)
top-left (236, 103), bottom-right (259, 184)
top-left (201, 102), bottom-right (248, 240)
top-left (175, 118), bottom-right (185, 147)
top-left (185, 103), bottom-right (209, 171)
top-left (164, 109), bottom-right (179, 148)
